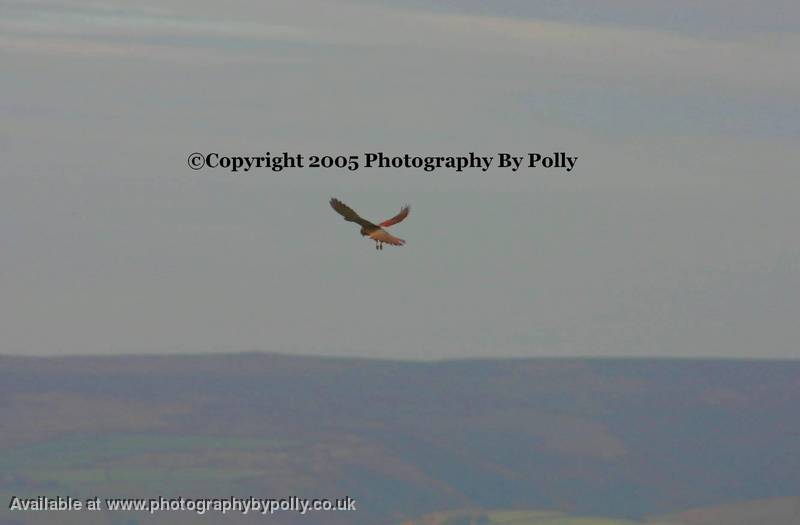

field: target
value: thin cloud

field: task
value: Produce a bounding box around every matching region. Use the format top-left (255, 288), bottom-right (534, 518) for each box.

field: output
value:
top-left (4, 1), bottom-right (797, 96)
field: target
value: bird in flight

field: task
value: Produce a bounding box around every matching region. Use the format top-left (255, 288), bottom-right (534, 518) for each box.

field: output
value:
top-left (330, 198), bottom-right (410, 250)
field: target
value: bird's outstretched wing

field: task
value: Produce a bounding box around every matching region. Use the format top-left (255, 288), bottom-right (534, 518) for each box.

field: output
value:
top-left (330, 198), bottom-right (377, 229)
top-left (379, 205), bottom-right (410, 227)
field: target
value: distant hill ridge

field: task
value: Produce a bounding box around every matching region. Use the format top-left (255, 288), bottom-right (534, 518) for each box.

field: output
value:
top-left (1, 354), bottom-right (798, 524)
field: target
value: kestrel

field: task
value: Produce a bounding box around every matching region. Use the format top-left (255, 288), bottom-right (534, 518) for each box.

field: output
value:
top-left (330, 198), bottom-right (410, 250)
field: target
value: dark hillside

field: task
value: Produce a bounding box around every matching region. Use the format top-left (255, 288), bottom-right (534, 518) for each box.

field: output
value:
top-left (1, 355), bottom-right (798, 524)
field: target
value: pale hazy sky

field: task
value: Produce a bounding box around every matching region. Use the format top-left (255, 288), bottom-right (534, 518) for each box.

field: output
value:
top-left (2, 0), bottom-right (798, 359)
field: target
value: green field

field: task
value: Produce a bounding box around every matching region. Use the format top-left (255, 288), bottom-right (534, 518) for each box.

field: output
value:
top-left (488, 510), bottom-right (639, 524)
top-left (398, 509), bottom-right (656, 525)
